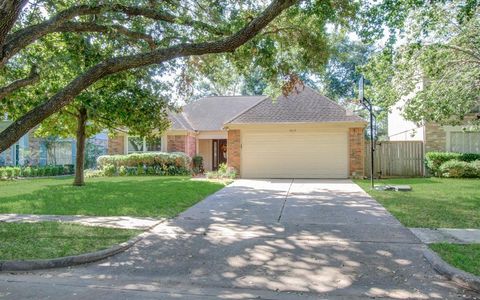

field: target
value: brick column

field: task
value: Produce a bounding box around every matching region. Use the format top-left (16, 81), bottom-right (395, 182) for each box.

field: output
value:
top-left (227, 130), bottom-right (241, 175)
top-left (108, 135), bottom-right (125, 155)
top-left (348, 127), bottom-right (365, 178)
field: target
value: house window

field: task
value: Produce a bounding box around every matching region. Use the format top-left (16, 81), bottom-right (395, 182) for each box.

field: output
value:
top-left (450, 132), bottom-right (480, 153)
top-left (127, 137), bottom-right (144, 153)
top-left (127, 136), bottom-right (162, 154)
top-left (46, 141), bottom-right (73, 165)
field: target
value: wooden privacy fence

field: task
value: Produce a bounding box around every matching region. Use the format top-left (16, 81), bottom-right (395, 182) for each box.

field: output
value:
top-left (364, 141), bottom-right (424, 178)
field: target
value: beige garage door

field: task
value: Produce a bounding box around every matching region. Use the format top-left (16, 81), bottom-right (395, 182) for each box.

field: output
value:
top-left (241, 128), bottom-right (348, 178)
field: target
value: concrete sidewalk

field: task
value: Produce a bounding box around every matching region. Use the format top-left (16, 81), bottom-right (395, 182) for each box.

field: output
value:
top-left (0, 214), bottom-right (163, 230)
top-left (410, 228), bottom-right (480, 244)
top-left (0, 179), bottom-right (476, 299)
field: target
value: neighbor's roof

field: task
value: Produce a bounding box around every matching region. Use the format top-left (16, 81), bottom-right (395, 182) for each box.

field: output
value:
top-left (226, 85), bottom-right (365, 124)
top-left (169, 95), bottom-right (267, 131)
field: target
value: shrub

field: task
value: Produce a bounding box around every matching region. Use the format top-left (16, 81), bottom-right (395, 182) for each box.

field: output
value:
top-left (440, 160), bottom-right (478, 178)
top-left (458, 153), bottom-right (480, 162)
top-left (425, 152), bottom-right (461, 175)
top-left (96, 152), bottom-right (192, 177)
top-left (84, 169), bottom-right (104, 178)
top-left (471, 160), bottom-right (480, 177)
top-left (103, 164), bottom-right (116, 176)
top-left (192, 155), bottom-right (204, 174)
top-left (206, 163), bottom-right (237, 180)
top-left (426, 152), bottom-right (480, 176)
top-left (118, 166), bottom-right (127, 176)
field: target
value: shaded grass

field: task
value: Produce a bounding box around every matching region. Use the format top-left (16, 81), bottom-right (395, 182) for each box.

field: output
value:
top-left (0, 222), bottom-right (140, 260)
top-left (430, 243), bottom-right (480, 276)
top-left (0, 176), bottom-right (226, 217)
top-left (355, 178), bottom-right (480, 228)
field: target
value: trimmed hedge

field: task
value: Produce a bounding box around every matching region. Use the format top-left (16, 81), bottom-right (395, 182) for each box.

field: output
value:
top-left (0, 165), bottom-right (74, 180)
top-left (439, 160), bottom-right (480, 178)
top-left (425, 152), bottom-right (480, 176)
top-left (96, 152), bottom-right (191, 177)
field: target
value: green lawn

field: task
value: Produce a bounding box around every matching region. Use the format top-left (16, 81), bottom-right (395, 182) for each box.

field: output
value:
top-left (430, 243), bottom-right (480, 276)
top-left (0, 222), bottom-right (140, 260)
top-left (0, 176), bottom-right (226, 217)
top-left (355, 178), bottom-right (480, 228)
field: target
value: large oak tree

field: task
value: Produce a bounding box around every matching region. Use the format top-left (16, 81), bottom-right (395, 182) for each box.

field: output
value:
top-left (3, 0), bottom-right (352, 152)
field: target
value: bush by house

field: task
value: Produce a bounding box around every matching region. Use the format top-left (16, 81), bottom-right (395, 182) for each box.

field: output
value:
top-left (90, 152), bottom-right (192, 177)
top-left (425, 152), bottom-right (480, 178)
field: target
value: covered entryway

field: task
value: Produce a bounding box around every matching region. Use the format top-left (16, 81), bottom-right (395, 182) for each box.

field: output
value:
top-left (241, 126), bottom-right (349, 178)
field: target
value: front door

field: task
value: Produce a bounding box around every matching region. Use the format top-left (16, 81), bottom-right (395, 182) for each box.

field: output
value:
top-left (212, 139), bottom-right (227, 170)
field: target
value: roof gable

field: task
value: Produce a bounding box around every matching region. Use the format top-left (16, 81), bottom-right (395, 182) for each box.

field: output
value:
top-left (169, 95), bottom-right (266, 131)
top-left (226, 85), bottom-right (365, 124)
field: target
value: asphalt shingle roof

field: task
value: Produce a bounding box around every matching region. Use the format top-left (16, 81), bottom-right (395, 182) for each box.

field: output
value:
top-left (169, 96), bottom-right (267, 131)
top-left (226, 85), bottom-right (365, 124)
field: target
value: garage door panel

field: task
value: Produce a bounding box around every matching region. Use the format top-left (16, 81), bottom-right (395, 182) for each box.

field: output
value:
top-left (241, 129), bottom-right (348, 178)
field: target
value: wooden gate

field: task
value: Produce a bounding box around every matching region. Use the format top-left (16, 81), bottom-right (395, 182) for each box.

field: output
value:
top-left (364, 141), bottom-right (424, 178)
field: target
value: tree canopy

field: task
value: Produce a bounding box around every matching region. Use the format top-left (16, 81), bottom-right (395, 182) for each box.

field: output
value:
top-left (0, 0), bottom-right (357, 152)
top-left (361, 1), bottom-right (480, 126)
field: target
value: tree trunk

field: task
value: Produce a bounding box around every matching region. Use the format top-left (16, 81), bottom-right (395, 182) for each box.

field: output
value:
top-left (73, 106), bottom-right (87, 186)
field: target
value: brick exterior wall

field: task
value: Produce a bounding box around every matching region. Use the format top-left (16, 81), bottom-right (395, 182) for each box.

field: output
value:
top-left (348, 127), bottom-right (365, 178)
top-left (424, 123), bottom-right (446, 152)
top-left (108, 135), bottom-right (125, 155)
top-left (167, 135), bottom-right (186, 153)
top-left (227, 130), bottom-right (241, 175)
top-left (186, 134), bottom-right (196, 157)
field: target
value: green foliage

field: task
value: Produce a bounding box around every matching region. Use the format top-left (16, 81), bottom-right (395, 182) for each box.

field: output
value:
top-left (96, 152), bottom-right (191, 177)
top-left (84, 169), bottom-right (104, 178)
top-left (440, 160), bottom-right (480, 178)
top-left (206, 163), bottom-right (237, 180)
top-left (425, 152), bottom-right (462, 175)
top-left (103, 164), bottom-right (117, 177)
top-left (426, 152), bottom-right (480, 176)
top-left (0, 165), bottom-right (74, 180)
top-left (361, 3), bottom-right (480, 126)
top-left (118, 166), bottom-right (127, 176)
top-left (192, 155), bottom-right (204, 174)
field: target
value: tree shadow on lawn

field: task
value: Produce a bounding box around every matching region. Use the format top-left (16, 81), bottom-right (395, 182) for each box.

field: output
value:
top-left (0, 177), bottom-right (225, 218)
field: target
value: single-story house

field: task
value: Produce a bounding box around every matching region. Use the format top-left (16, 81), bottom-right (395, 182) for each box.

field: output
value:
top-left (0, 120), bottom-right (108, 167)
top-left (109, 85), bottom-right (367, 178)
top-left (388, 100), bottom-right (480, 153)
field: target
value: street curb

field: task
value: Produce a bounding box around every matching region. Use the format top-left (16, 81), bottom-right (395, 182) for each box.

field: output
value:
top-left (0, 230), bottom-right (151, 272)
top-left (424, 248), bottom-right (480, 292)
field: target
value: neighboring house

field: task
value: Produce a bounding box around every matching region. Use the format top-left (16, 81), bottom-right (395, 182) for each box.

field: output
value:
top-left (109, 85), bottom-right (367, 178)
top-left (0, 120), bottom-right (108, 167)
top-left (388, 100), bottom-right (480, 154)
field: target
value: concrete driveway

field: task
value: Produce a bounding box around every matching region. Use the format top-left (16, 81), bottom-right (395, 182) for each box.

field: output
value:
top-left (0, 179), bottom-right (474, 299)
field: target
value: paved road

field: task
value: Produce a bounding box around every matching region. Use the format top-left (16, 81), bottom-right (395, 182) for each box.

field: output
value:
top-left (0, 179), bottom-right (476, 299)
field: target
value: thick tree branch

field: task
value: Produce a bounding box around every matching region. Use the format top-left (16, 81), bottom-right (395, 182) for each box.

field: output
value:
top-left (0, 0), bottom-right (27, 55)
top-left (0, 65), bottom-right (39, 100)
top-left (56, 22), bottom-right (157, 49)
top-left (2, 3), bottom-right (225, 66)
top-left (0, 0), bottom-right (298, 152)
top-left (441, 44), bottom-right (480, 61)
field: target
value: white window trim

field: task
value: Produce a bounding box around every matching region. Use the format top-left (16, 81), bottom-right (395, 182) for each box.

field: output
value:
top-left (124, 135), bottom-right (166, 154)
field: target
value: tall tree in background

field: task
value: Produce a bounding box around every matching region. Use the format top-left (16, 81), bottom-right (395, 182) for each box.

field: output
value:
top-left (0, 0), bottom-right (357, 152)
top-left (360, 1), bottom-right (480, 126)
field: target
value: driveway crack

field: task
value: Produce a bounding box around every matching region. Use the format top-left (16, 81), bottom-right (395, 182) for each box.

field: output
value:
top-left (277, 179), bottom-right (293, 222)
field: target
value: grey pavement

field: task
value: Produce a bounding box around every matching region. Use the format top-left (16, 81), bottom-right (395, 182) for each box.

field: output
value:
top-left (0, 179), bottom-right (477, 299)
top-left (410, 228), bottom-right (480, 244)
top-left (0, 214), bottom-right (163, 230)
